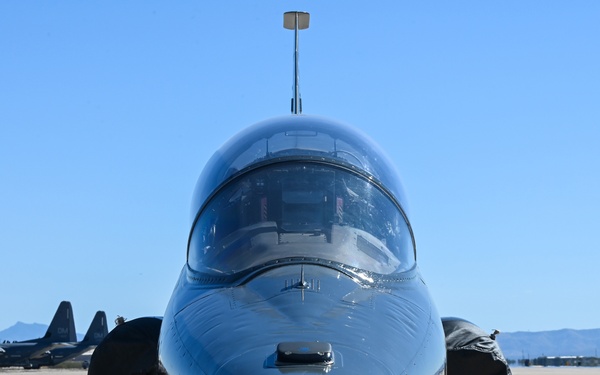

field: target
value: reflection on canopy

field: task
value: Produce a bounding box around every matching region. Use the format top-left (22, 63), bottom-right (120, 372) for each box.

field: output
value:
top-left (188, 162), bottom-right (415, 278)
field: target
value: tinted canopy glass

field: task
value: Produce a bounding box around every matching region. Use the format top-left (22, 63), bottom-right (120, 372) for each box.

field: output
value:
top-left (190, 116), bottom-right (410, 225)
top-left (188, 162), bottom-right (415, 277)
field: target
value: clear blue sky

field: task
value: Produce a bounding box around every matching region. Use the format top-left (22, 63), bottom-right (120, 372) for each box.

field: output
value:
top-left (1, 1), bottom-right (599, 335)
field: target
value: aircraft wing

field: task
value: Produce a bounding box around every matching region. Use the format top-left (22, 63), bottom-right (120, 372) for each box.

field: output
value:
top-left (28, 342), bottom-right (75, 360)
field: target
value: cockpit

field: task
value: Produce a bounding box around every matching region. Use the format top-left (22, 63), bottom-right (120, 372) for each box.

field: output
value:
top-left (187, 116), bottom-right (415, 280)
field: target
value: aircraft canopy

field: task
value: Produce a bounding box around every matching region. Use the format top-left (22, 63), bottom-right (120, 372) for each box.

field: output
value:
top-left (188, 162), bottom-right (415, 277)
top-left (188, 116), bottom-right (416, 280)
top-left (191, 115), bottom-right (409, 223)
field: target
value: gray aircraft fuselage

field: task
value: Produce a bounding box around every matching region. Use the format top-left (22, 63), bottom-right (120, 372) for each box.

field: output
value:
top-left (160, 265), bottom-right (446, 374)
top-left (157, 116), bottom-right (447, 374)
top-left (0, 342), bottom-right (58, 366)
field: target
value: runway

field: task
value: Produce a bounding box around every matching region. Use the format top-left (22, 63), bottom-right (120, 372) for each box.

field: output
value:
top-left (0, 370), bottom-right (86, 374)
top-left (512, 368), bottom-right (600, 375)
top-left (1, 367), bottom-right (600, 374)
top-left (0, 369), bottom-right (597, 374)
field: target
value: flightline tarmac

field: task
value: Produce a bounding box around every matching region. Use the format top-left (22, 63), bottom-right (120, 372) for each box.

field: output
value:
top-left (1, 367), bottom-right (600, 374)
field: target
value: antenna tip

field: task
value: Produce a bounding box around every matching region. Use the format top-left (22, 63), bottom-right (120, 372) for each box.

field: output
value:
top-left (284, 11), bottom-right (310, 30)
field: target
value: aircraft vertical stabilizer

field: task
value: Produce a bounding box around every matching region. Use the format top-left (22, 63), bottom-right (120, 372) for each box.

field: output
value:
top-left (40, 300), bottom-right (76, 343)
top-left (82, 311), bottom-right (108, 344)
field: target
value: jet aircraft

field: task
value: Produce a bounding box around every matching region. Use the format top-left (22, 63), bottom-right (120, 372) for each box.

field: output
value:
top-left (90, 11), bottom-right (511, 375)
top-left (24, 310), bottom-right (108, 369)
top-left (0, 300), bottom-right (76, 368)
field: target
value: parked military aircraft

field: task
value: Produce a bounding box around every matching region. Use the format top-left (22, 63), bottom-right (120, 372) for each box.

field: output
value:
top-left (0, 300), bottom-right (76, 368)
top-left (24, 310), bottom-right (108, 369)
top-left (90, 11), bottom-right (511, 375)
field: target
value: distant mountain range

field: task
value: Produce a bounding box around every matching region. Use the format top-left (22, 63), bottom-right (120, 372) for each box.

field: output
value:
top-left (0, 322), bottom-right (83, 342)
top-left (2, 322), bottom-right (598, 361)
top-left (497, 328), bottom-right (600, 360)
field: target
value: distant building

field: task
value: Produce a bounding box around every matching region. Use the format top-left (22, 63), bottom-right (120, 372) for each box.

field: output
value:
top-left (520, 356), bottom-right (600, 367)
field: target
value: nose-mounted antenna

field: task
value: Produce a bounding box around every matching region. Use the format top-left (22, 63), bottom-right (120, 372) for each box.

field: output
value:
top-left (284, 11), bottom-right (310, 115)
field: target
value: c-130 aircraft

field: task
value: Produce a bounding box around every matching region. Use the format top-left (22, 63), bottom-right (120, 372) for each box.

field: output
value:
top-left (89, 11), bottom-right (511, 375)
